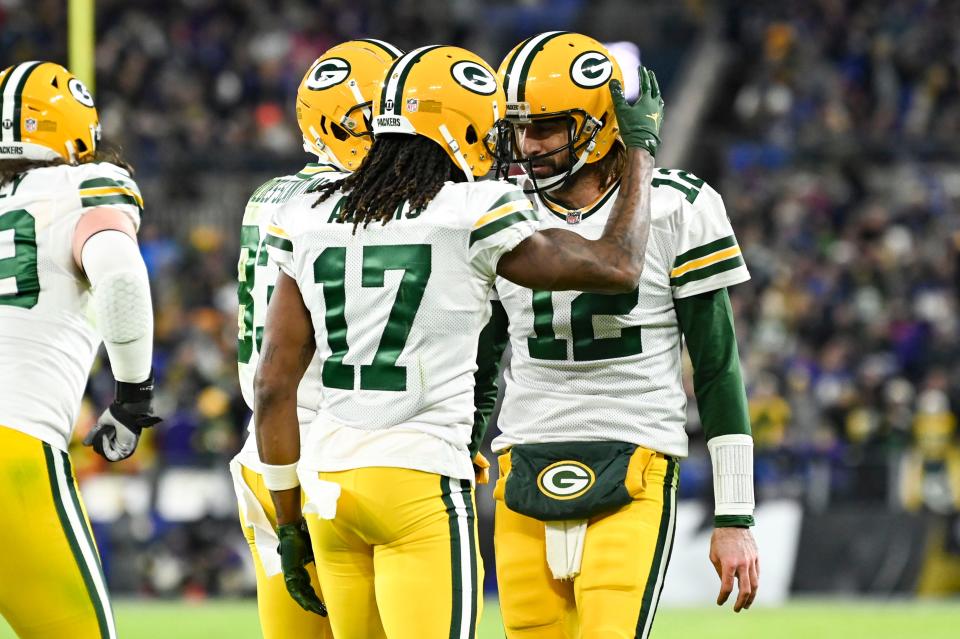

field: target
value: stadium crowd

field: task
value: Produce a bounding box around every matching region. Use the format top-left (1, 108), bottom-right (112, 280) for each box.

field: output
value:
top-left (3, 0), bottom-right (960, 595)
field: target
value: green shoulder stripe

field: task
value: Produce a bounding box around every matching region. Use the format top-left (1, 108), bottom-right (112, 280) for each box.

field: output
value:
top-left (78, 177), bottom-right (137, 191)
top-left (673, 235), bottom-right (736, 269)
top-left (469, 210), bottom-right (536, 247)
top-left (671, 255), bottom-right (745, 287)
top-left (80, 193), bottom-right (141, 209)
top-left (265, 233), bottom-right (293, 252)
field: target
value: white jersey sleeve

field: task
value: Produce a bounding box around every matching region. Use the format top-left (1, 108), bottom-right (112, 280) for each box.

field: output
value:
top-left (467, 185), bottom-right (539, 280)
top-left (75, 162), bottom-right (144, 231)
top-left (663, 169), bottom-right (749, 298)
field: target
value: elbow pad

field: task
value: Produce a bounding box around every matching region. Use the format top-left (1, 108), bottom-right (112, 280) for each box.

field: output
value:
top-left (81, 230), bottom-right (154, 383)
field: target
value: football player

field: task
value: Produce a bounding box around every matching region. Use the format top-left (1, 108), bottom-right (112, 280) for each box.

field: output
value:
top-left (231, 39), bottom-right (403, 639)
top-left (488, 32), bottom-right (759, 639)
top-left (252, 46), bottom-right (663, 639)
top-left (0, 62), bottom-right (158, 639)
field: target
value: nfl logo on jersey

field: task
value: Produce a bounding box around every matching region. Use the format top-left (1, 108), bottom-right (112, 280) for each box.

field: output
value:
top-left (566, 210), bottom-right (582, 225)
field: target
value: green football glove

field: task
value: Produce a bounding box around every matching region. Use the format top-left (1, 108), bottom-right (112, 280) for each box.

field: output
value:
top-left (610, 66), bottom-right (664, 156)
top-left (277, 520), bottom-right (328, 616)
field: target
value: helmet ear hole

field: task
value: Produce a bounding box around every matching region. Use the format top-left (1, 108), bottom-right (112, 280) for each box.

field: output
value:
top-left (50, 76), bottom-right (59, 88)
top-left (465, 125), bottom-right (478, 145)
top-left (74, 138), bottom-right (88, 154)
top-left (330, 121), bottom-right (349, 142)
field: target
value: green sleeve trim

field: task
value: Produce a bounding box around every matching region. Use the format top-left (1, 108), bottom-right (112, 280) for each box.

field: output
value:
top-left (469, 210), bottom-right (537, 247)
top-left (470, 299), bottom-right (509, 455)
top-left (671, 255), bottom-right (745, 287)
top-left (675, 288), bottom-right (751, 439)
top-left (714, 514), bottom-right (754, 527)
top-left (673, 235), bottom-right (736, 268)
top-left (265, 234), bottom-right (293, 252)
top-left (79, 193), bottom-right (141, 209)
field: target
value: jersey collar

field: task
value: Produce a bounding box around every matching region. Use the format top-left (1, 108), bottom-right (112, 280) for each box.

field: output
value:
top-left (540, 179), bottom-right (621, 224)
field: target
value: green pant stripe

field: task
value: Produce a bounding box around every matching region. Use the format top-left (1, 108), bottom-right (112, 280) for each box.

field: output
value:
top-left (635, 456), bottom-right (678, 639)
top-left (462, 479), bottom-right (479, 639)
top-left (43, 444), bottom-right (115, 639)
top-left (440, 477), bottom-right (463, 639)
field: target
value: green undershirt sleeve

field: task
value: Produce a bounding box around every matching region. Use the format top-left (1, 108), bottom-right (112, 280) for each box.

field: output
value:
top-left (674, 288), bottom-right (751, 441)
top-left (677, 288), bottom-right (754, 528)
top-left (470, 299), bottom-right (510, 456)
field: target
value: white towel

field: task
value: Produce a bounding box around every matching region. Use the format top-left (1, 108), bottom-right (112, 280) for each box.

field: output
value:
top-left (544, 519), bottom-right (588, 580)
top-left (298, 466), bottom-right (341, 521)
top-left (229, 459), bottom-right (283, 577)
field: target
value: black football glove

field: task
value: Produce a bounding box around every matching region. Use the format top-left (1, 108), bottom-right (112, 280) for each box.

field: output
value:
top-left (277, 519), bottom-right (328, 616)
top-left (83, 372), bottom-right (161, 462)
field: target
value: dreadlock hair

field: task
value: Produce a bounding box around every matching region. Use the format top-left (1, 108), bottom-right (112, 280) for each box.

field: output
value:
top-left (312, 134), bottom-right (464, 231)
top-left (0, 144), bottom-right (134, 186)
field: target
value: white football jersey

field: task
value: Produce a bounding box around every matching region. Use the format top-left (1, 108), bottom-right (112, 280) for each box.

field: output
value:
top-left (0, 162), bottom-right (143, 451)
top-left (234, 163), bottom-right (345, 472)
top-left (266, 179), bottom-right (538, 481)
top-left (492, 169), bottom-right (750, 458)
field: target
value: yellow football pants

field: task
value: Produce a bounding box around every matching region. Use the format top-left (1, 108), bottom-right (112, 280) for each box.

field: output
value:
top-left (237, 464), bottom-right (333, 639)
top-left (494, 449), bottom-right (679, 639)
top-left (304, 467), bottom-right (483, 639)
top-left (0, 426), bottom-right (116, 639)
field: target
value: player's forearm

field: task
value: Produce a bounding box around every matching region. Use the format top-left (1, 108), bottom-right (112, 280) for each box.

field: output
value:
top-left (471, 300), bottom-right (509, 455)
top-left (676, 289), bottom-right (750, 439)
top-left (533, 148), bottom-right (654, 293)
top-left (81, 230), bottom-right (154, 383)
top-left (676, 288), bottom-right (755, 526)
top-left (595, 147), bottom-right (653, 285)
top-left (254, 350), bottom-right (306, 526)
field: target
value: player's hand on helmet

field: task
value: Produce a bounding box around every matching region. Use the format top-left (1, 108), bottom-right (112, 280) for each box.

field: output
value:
top-left (473, 452), bottom-right (491, 485)
top-left (277, 519), bottom-right (328, 616)
top-left (83, 373), bottom-right (161, 462)
top-left (710, 526), bottom-right (760, 612)
top-left (610, 66), bottom-right (664, 156)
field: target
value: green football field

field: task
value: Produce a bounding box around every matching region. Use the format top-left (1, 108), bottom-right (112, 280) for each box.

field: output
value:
top-left (2, 598), bottom-right (959, 638)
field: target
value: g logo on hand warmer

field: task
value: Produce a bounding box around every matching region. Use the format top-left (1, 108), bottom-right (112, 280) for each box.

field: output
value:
top-left (537, 461), bottom-right (596, 500)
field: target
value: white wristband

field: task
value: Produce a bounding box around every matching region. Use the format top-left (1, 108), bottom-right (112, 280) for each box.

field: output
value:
top-left (261, 461), bottom-right (300, 491)
top-left (707, 434), bottom-right (755, 516)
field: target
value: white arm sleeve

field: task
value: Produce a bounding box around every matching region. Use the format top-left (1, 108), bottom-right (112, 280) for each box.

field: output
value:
top-left (81, 230), bottom-right (154, 383)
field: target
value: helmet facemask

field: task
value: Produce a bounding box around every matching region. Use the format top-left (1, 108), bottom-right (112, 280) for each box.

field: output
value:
top-left (504, 106), bottom-right (603, 197)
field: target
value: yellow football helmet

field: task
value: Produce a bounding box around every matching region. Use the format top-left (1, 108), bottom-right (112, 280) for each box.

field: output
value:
top-left (297, 39), bottom-right (404, 171)
top-left (372, 45), bottom-right (505, 180)
top-left (498, 31), bottom-right (624, 190)
top-left (0, 61), bottom-right (100, 163)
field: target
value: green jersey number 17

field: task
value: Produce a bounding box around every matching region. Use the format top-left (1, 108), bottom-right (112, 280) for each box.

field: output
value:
top-left (314, 243), bottom-right (431, 392)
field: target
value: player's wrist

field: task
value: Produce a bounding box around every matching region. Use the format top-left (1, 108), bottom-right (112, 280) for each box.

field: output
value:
top-left (114, 369), bottom-right (155, 405)
top-left (714, 514), bottom-right (755, 528)
top-left (708, 434), bottom-right (755, 524)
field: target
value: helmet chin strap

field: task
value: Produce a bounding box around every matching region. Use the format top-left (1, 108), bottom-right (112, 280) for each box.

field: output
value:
top-left (438, 124), bottom-right (475, 182)
top-left (532, 140), bottom-right (594, 192)
top-left (63, 139), bottom-right (77, 163)
top-left (305, 127), bottom-right (347, 171)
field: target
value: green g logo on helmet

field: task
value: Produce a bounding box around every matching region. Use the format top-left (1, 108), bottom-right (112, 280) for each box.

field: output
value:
top-left (537, 461), bottom-right (596, 500)
top-left (306, 58), bottom-right (351, 90)
top-left (450, 61), bottom-right (497, 95)
top-left (570, 51), bottom-right (613, 88)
